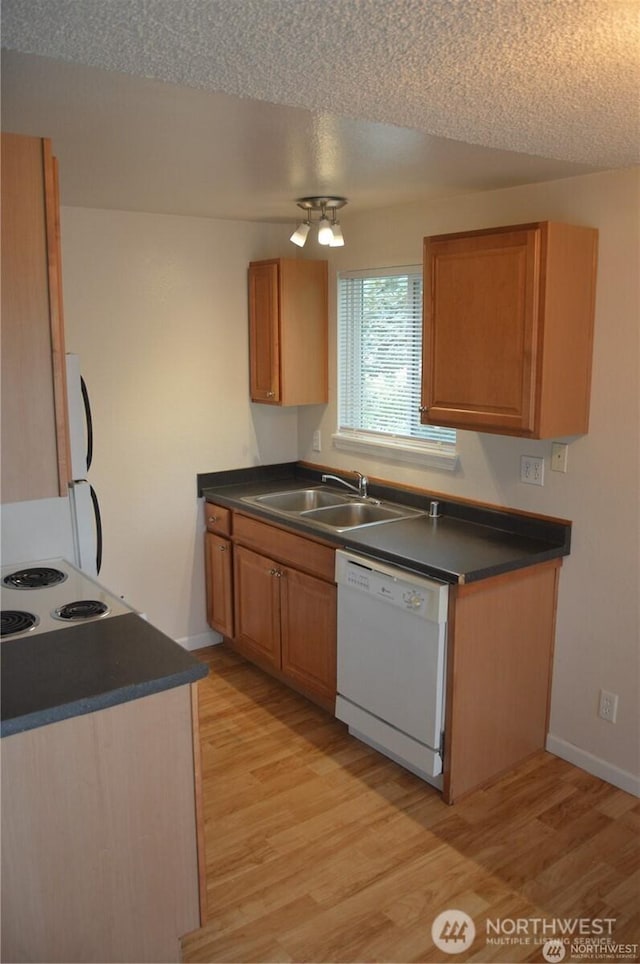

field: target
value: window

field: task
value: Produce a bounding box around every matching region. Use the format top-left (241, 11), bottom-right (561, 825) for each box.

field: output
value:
top-left (335, 266), bottom-right (456, 467)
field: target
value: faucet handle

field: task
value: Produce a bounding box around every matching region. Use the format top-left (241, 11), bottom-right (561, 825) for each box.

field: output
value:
top-left (352, 470), bottom-right (368, 498)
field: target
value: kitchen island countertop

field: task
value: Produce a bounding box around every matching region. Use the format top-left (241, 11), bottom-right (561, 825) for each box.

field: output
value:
top-left (1, 612), bottom-right (207, 737)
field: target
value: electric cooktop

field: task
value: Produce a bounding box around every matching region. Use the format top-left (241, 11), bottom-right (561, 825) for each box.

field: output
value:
top-left (1, 559), bottom-right (135, 640)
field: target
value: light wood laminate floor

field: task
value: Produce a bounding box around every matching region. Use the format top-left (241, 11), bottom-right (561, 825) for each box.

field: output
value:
top-left (182, 646), bottom-right (639, 963)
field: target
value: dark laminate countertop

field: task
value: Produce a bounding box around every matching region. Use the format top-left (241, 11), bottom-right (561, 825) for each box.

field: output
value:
top-left (198, 462), bottom-right (571, 585)
top-left (1, 613), bottom-right (208, 738)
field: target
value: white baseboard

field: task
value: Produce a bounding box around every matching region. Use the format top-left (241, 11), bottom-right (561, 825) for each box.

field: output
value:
top-left (546, 734), bottom-right (640, 797)
top-left (177, 630), bottom-right (222, 651)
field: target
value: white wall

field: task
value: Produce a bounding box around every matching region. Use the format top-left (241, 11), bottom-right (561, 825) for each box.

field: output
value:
top-left (299, 167), bottom-right (640, 791)
top-left (61, 208), bottom-right (295, 646)
top-left (61, 167), bottom-right (639, 792)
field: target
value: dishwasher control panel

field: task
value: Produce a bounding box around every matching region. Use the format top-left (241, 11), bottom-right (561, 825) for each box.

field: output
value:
top-left (337, 551), bottom-right (448, 622)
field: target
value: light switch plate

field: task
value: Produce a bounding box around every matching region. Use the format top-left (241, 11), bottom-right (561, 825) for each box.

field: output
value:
top-left (551, 442), bottom-right (569, 472)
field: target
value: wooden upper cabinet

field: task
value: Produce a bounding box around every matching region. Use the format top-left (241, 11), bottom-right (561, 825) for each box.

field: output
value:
top-left (248, 258), bottom-right (328, 406)
top-left (1, 133), bottom-right (70, 503)
top-left (421, 222), bottom-right (598, 438)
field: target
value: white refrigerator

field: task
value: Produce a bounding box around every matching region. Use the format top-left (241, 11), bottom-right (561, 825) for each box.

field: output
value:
top-left (66, 353), bottom-right (102, 577)
top-left (0, 354), bottom-right (102, 575)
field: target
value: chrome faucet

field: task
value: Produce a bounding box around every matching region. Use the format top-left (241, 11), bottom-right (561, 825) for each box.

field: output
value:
top-left (321, 471), bottom-right (368, 499)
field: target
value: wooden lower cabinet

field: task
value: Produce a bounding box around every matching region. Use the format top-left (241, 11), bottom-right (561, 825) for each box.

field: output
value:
top-left (203, 504), bottom-right (337, 711)
top-left (203, 501), bottom-right (559, 802)
top-left (233, 543), bottom-right (337, 709)
top-left (443, 560), bottom-right (560, 803)
top-left (204, 531), bottom-right (234, 638)
top-left (1, 686), bottom-right (202, 963)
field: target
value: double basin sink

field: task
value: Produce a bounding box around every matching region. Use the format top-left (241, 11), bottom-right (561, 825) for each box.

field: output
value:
top-left (241, 486), bottom-right (424, 533)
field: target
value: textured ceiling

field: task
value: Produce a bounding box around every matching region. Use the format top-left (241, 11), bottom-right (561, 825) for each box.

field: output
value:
top-left (3, 0), bottom-right (639, 167)
top-left (1, 0), bottom-right (638, 221)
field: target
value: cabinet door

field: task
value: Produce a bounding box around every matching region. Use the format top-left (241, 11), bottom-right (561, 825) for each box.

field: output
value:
top-left (204, 532), bottom-right (234, 638)
top-left (248, 261), bottom-right (280, 403)
top-left (280, 567), bottom-right (336, 706)
top-left (233, 545), bottom-right (281, 669)
top-left (1, 134), bottom-right (71, 502)
top-left (422, 226), bottom-right (540, 435)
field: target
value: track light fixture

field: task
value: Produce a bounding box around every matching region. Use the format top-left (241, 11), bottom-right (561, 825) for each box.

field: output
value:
top-left (289, 196), bottom-right (347, 248)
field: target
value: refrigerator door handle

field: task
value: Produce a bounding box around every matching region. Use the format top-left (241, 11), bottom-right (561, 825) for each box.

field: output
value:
top-left (80, 375), bottom-right (94, 472)
top-left (89, 484), bottom-right (103, 574)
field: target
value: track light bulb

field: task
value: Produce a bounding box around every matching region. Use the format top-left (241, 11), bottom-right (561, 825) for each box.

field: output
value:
top-left (317, 217), bottom-right (333, 245)
top-left (329, 222), bottom-right (344, 247)
top-left (289, 221), bottom-right (310, 247)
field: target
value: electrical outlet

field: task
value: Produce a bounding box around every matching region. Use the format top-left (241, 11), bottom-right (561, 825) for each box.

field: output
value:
top-left (551, 442), bottom-right (569, 473)
top-left (520, 455), bottom-right (544, 485)
top-left (598, 689), bottom-right (619, 723)
top-left (312, 429), bottom-right (322, 452)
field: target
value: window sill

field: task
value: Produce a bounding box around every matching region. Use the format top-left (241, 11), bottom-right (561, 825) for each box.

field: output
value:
top-left (331, 432), bottom-right (458, 471)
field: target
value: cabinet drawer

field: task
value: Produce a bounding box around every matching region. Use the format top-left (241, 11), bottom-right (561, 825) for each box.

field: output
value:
top-left (204, 502), bottom-right (231, 536)
top-left (234, 513), bottom-right (335, 582)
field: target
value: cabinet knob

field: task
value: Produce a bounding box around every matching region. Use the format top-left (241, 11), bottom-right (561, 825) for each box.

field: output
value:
top-left (266, 391), bottom-right (275, 398)
top-left (218, 544), bottom-right (227, 552)
top-left (419, 405), bottom-right (429, 414)
top-left (269, 568), bottom-right (283, 577)
top-left (208, 515), bottom-right (217, 523)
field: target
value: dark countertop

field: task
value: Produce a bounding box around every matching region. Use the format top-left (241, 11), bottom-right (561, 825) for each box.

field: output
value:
top-left (198, 462), bottom-right (571, 584)
top-left (1, 613), bottom-right (208, 738)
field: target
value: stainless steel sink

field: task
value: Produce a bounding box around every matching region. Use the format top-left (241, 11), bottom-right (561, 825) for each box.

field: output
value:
top-left (247, 488), bottom-right (352, 512)
top-left (302, 501), bottom-right (423, 531)
top-left (241, 486), bottom-right (424, 531)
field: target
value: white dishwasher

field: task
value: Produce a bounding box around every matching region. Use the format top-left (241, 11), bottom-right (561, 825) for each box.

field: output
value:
top-left (335, 549), bottom-right (449, 788)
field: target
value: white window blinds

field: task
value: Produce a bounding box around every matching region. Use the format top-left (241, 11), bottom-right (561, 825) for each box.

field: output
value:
top-left (337, 266), bottom-right (456, 457)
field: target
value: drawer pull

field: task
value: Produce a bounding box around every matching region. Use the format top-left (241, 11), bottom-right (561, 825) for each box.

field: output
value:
top-left (208, 516), bottom-right (217, 523)
top-left (269, 568), bottom-right (283, 578)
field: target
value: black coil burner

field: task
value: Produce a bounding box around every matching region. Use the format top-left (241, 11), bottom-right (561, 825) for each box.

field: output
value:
top-left (53, 600), bottom-right (109, 622)
top-left (2, 567), bottom-right (67, 590)
top-left (1, 610), bottom-right (39, 637)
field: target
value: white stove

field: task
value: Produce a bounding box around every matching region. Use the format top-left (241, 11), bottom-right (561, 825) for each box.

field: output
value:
top-left (1, 558), bottom-right (136, 640)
